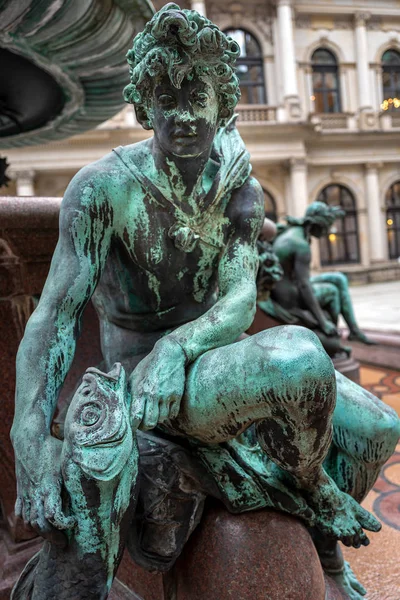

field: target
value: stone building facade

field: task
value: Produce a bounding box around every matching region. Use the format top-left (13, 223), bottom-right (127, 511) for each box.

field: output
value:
top-left (3, 0), bottom-right (400, 282)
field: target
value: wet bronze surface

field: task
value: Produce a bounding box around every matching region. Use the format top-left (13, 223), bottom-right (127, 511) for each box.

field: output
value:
top-left (343, 364), bottom-right (400, 600)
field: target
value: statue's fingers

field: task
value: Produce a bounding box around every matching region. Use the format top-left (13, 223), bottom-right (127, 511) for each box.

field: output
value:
top-left (340, 536), bottom-right (353, 547)
top-left (158, 398), bottom-right (172, 423)
top-left (44, 493), bottom-right (75, 530)
top-left (131, 396), bottom-right (145, 430)
top-left (361, 537), bottom-right (370, 547)
top-left (22, 498), bottom-right (31, 526)
top-left (168, 397), bottom-right (181, 421)
top-left (33, 497), bottom-right (68, 547)
top-left (30, 498), bottom-right (50, 533)
top-left (15, 496), bottom-right (23, 518)
top-left (142, 399), bottom-right (159, 430)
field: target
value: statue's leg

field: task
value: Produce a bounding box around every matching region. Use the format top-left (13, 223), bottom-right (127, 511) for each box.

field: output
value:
top-left (311, 281), bottom-right (341, 324)
top-left (175, 326), bottom-right (381, 546)
top-left (328, 370), bottom-right (400, 502)
top-left (311, 272), bottom-right (373, 343)
top-left (311, 370), bottom-right (400, 599)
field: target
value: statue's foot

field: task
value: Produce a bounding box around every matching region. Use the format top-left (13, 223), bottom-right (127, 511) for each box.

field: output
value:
top-left (329, 561), bottom-right (367, 599)
top-left (348, 330), bottom-right (376, 345)
top-left (307, 480), bottom-right (381, 547)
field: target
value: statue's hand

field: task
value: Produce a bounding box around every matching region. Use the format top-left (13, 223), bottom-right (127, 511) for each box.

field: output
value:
top-left (13, 433), bottom-right (75, 545)
top-left (320, 320), bottom-right (338, 337)
top-left (129, 337), bottom-right (186, 430)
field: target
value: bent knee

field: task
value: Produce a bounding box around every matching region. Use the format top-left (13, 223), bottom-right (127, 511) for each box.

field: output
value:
top-left (373, 407), bottom-right (400, 456)
top-left (330, 272), bottom-right (348, 289)
top-left (280, 327), bottom-right (336, 407)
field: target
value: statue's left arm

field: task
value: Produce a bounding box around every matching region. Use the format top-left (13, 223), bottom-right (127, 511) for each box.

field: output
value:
top-left (129, 176), bottom-right (264, 429)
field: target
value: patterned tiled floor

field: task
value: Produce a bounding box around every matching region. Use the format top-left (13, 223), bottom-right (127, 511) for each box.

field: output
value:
top-left (342, 365), bottom-right (400, 600)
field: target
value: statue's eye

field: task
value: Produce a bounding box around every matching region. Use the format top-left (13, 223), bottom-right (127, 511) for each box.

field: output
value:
top-left (158, 94), bottom-right (175, 108)
top-left (80, 403), bottom-right (102, 426)
top-left (193, 92), bottom-right (209, 107)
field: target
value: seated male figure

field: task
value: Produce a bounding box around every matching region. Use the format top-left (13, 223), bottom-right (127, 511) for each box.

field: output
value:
top-left (11, 5), bottom-right (399, 599)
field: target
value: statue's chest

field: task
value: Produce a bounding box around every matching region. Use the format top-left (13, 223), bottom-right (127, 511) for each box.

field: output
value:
top-left (121, 203), bottom-right (226, 279)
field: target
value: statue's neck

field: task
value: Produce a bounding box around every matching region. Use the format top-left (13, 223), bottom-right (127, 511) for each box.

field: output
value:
top-left (152, 139), bottom-right (211, 198)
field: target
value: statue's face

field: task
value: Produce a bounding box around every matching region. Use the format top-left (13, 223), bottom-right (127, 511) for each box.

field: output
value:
top-left (151, 74), bottom-right (219, 158)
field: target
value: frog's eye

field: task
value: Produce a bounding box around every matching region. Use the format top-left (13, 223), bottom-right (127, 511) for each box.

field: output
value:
top-left (158, 93), bottom-right (176, 108)
top-left (80, 402), bottom-right (102, 426)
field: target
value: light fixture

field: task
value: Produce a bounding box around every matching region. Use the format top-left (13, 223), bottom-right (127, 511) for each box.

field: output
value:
top-left (387, 218), bottom-right (394, 226)
top-left (329, 233), bottom-right (337, 242)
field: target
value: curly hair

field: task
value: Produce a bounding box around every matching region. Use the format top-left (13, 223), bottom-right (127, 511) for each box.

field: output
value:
top-left (124, 3), bottom-right (241, 128)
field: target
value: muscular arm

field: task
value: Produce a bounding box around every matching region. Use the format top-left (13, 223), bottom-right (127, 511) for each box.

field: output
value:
top-left (129, 177), bottom-right (264, 429)
top-left (294, 245), bottom-right (336, 335)
top-left (11, 166), bottom-right (113, 534)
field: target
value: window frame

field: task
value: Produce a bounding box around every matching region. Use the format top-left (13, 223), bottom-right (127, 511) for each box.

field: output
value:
top-left (224, 28), bottom-right (266, 105)
top-left (317, 184), bottom-right (360, 266)
top-left (311, 48), bottom-right (342, 114)
top-left (382, 49), bottom-right (400, 111)
top-left (385, 181), bottom-right (400, 259)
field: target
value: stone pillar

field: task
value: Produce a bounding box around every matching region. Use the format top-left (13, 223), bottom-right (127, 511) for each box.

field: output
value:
top-left (354, 13), bottom-right (377, 129)
top-left (365, 163), bottom-right (387, 262)
top-left (190, 0), bottom-right (206, 17)
top-left (15, 170), bottom-right (35, 196)
top-left (289, 158), bottom-right (308, 218)
top-left (304, 65), bottom-right (314, 114)
top-left (276, 0), bottom-right (301, 120)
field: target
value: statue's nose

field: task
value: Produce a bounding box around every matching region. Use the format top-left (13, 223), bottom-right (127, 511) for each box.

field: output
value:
top-left (175, 110), bottom-right (196, 126)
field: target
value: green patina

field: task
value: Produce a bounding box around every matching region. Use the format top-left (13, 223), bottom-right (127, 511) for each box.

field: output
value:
top-left (11, 5), bottom-right (400, 600)
top-left (258, 201), bottom-right (376, 358)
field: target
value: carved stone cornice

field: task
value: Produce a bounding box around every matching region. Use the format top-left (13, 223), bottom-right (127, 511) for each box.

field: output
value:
top-left (365, 162), bottom-right (384, 172)
top-left (289, 157), bottom-right (307, 170)
top-left (354, 12), bottom-right (371, 28)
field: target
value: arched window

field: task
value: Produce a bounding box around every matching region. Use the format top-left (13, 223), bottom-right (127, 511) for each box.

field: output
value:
top-left (225, 29), bottom-right (266, 104)
top-left (381, 50), bottom-right (400, 111)
top-left (317, 184), bottom-right (360, 265)
top-left (311, 49), bottom-right (341, 113)
top-left (264, 189), bottom-right (277, 222)
top-left (385, 181), bottom-right (400, 259)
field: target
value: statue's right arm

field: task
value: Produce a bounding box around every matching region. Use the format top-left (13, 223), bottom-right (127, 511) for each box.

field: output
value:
top-left (10, 166), bottom-right (113, 539)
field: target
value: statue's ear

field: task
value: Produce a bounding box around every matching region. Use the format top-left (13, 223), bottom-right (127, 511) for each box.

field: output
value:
top-left (135, 105), bottom-right (153, 130)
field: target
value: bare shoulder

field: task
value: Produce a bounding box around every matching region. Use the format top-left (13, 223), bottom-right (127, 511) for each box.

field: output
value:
top-left (226, 176), bottom-right (265, 240)
top-left (61, 139), bottom-right (152, 215)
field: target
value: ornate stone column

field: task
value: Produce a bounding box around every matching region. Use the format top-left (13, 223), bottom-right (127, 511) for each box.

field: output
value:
top-left (354, 12), bottom-right (377, 129)
top-left (276, 0), bottom-right (301, 120)
top-left (365, 163), bottom-right (387, 262)
top-left (289, 158), bottom-right (308, 218)
top-left (15, 170), bottom-right (35, 196)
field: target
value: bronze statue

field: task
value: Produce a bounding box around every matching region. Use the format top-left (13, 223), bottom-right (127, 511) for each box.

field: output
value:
top-left (11, 6), bottom-right (399, 599)
top-left (259, 202), bottom-right (375, 357)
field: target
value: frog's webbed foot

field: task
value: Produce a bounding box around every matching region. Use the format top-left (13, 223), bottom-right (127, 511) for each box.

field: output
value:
top-left (329, 561), bottom-right (367, 599)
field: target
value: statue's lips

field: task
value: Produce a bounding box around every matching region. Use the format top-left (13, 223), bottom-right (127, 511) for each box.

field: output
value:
top-left (172, 130), bottom-right (197, 140)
